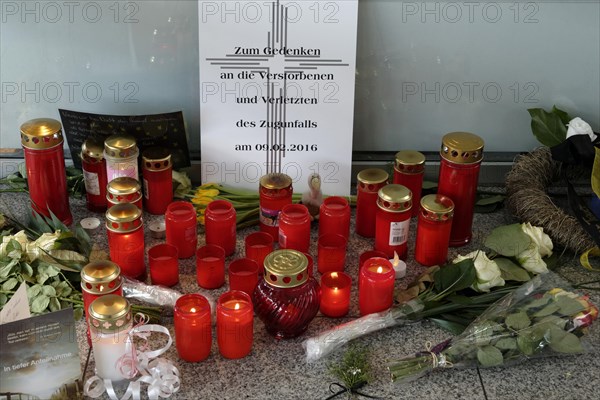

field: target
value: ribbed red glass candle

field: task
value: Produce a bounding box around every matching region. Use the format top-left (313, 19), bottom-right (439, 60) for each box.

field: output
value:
top-left (318, 196), bottom-right (351, 240)
top-left (166, 201), bottom-right (198, 258)
top-left (259, 173), bottom-right (293, 241)
top-left (205, 200), bottom-right (237, 256)
top-left (149, 243), bottom-right (179, 287)
top-left (20, 118), bottom-right (72, 225)
top-left (375, 185), bottom-right (412, 259)
top-left (415, 194), bottom-right (455, 266)
top-left (359, 257), bottom-right (395, 316)
top-left (81, 137), bottom-right (108, 213)
top-left (393, 150), bottom-right (425, 217)
top-left (105, 203), bottom-right (145, 280)
top-left (142, 147), bottom-right (173, 215)
top-left (319, 271), bottom-right (351, 318)
top-left (278, 204), bottom-right (311, 253)
top-left (174, 294), bottom-right (212, 362)
top-left (356, 169), bottom-right (388, 237)
top-left (196, 244), bottom-right (226, 289)
top-left (217, 291), bottom-right (254, 359)
top-left (437, 132), bottom-right (484, 247)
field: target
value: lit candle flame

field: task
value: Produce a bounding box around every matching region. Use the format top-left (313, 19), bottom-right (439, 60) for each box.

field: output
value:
top-left (234, 303), bottom-right (240, 310)
top-left (190, 307), bottom-right (197, 313)
top-left (392, 251), bottom-right (400, 267)
top-left (331, 272), bottom-right (338, 279)
top-left (377, 266), bottom-right (383, 273)
top-left (98, 285), bottom-right (104, 291)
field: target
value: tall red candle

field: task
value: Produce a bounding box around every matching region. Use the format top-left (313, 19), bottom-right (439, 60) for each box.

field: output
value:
top-left (148, 243), bottom-right (179, 287)
top-left (205, 200), bottom-right (237, 256)
top-left (437, 132), bottom-right (484, 247)
top-left (359, 257), bottom-right (395, 316)
top-left (356, 169), bottom-right (388, 237)
top-left (375, 185), bottom-right (412, 259)
top-left (245, 232), bottom-right (273, 276)
top-left (20, 118), bottom-right (72, 225)
top-left (166, 201), bottom-right (198, 258)
top-left (318, 196), bottom-right (351, 240)
top-left (278, 204), bottom-right (311, 253)
top-left (196, 244), bottom-right (226, 289)
top-left (174, 294), bottom-right (212, 362)
top-left (415, 194), bottom-right (454, 266)
top-left (81, 137), bottom-right (108, 213)
top-left (106, 203), bottom-right (145, 280)
top-left (217, 291), bottom-right (254, 359)
top-left (319, 272), bottom-right (351, 318)
top-left (259, 173), bottom-right (293, 242)
top-left (106, 177), bottom-right (143, 210)
top-left (142, 147), bottom-right (173, 215)
top-left (393, 150), bottom-right (425, 217)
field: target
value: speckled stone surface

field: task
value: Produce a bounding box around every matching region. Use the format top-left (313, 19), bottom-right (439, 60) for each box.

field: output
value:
top-left (1, 192), bottom-right (598, 400)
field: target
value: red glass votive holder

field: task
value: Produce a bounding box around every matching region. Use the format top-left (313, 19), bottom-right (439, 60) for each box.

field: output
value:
top-left (359, 257), bottom-right (395, 316)
top-left (174, 294), bottom-right (212, 362)
top-left (318, 196), bottom-right (351, 240)
top-left (320, 272), bottom-right (351, 318)
top-left (205, 200), bottom-right (237, 256)
top-left (317, 233), bottom-right (347, 274)
top-left (245, 232), bottom-right (274, 275)
top-left (358, 250), bottom-right (388, 289)
top-left (166, 201), bottom-right (198, 259)
top-left (228, 258), bottom-right (259, 297)
top-left (303, 252), bottom-right (314, 278)
top-left (196, 244), bottom-right (226, 289)
top-left (149, 243), bottom-right (179, 287)
top-left (217, 291), bottom-right (254, 359)
top-left (278, 204), bottom-right (311, 253)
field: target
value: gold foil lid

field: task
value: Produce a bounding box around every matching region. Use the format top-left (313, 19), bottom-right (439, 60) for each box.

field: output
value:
top-left (395, 150), bottom-right (425, 174)
top-left (107, 177), bottom-right (141, 197)
top-left (264, 249), bottom-right (308, 288)
top-left (420, 194), bottom-right (455, 221)
top-left (81, 137), bottom-right (105, 163)
top-left (20, 118), bottom-right (64, 150)
top-left (106, 203), bottom-right (143, 233)
top-left (81, 261), bottom-right (122, 295)
top-left (142, 147), bottom-right (172, 171)
top-left (89, 295), bottom-right (131, 332)
top-left (377, 184), bottom-right (412, 213)
top-left (104, 134), bottom-right (138, 158)
top-left (357, 168), bottom-right (388, 185)
top-left (440, 132), bottom-right (484, 164)
top-left (260, 173), bottom-right (293, 190)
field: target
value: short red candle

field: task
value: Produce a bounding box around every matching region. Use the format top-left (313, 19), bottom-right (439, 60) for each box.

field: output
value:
top-left (166, 201), bottom-right (198, 259)
top-left (356, 169), bottom-right (388, 237)
top-left (205, 200), bottom-right (237, 256)
top-left (217, 291), bottom-right (254, 359)
top-left (317, 233), bottom-right (347, 274)
top-left (319, 271), bottom-right (351, 318)
top-left (142, 147), bottom-right (173, 215)
top-left (318, 196), bottom-right (351, 240)
top-left (106, 203), bottom-right (145, 280)
top-left (358, 250), bottom-right (388, 289)
top-left (415, 194), bottom-right (455, 266)
top-left (359, 257), bottom-right (395, 316)
top-left (149, 243), bottom-right (179, 287)
top-left (244, 232), bottom-right (273, 275)
top-left (393, 150), bottom-right (425, 217)
top-left (259, 173), bottom-right (293, 241)
top-left (228, 258), bottom-right (259, 297)
top-left (375, 185), bottom-right (412, 259)
top-left (278, 203), bottom-right (311, 253)
top-left (196, 244), bottom-right (226, 289)
top-left (81, 137), bottom-right (108, 213)
top-left (174, 294), bottom-right (212, 362)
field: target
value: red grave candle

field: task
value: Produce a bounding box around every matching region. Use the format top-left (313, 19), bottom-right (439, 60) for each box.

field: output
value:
top-left (375, 184), bottom-right (412, 259)
top-left (319, 272), bottom-right (351, 318)
top-left (356, 169), bottom-right (388, 237)
top-left (415, 194), bottom-right (455, 266)
top-left (358, 250), bottom-right (388, 289)
top-left (142, 147), bottom-right (173, 215)
top-left (228, 258), bottom-right (259, 297)
top-left (359, 257), bottom-right (395, 316)
top-left (393, 150), bottom-right (425, 217)
top-left (196, 244), bottom-right (226, 289)
top-left (174, 294), bottom-right (212, 362)
top-left (278, 204), bottom-right (311, 253)
top-left (318, 196), bottom-right (351, 240)
top-left (437, 132), bottom-right (484, 247)
top-left (244, 232), bottom-right (273, 275)
top-left (259, 173), bottom-right (293, 242)
top-left (205, 200), bottom-right (237, 256)
top-left (317, 233), bottom-right (347, 274)
top-left (106, 203), bottom-right (146, 280)
top-left (149, 243), bottom-right (179, 287)
top-left (20, 118), bottom-right (72, 225)
top-left (81, 137), bottom-right (108, 213)
top-left (166, 201), bottom-right (198, 258)
top-left (217, 291), bottom-right (254, 359)
top-left (106, 177), bottom-right (143, 211)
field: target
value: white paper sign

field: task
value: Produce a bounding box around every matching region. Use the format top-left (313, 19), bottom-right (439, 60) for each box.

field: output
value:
top-left (0, 283), bottom-right (31, 325)
top-left (199, 0), bottom-right (358, 195)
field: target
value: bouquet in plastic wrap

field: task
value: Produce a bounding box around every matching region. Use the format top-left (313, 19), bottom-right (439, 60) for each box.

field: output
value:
top-left (388, 273), bottom-right (598, 383)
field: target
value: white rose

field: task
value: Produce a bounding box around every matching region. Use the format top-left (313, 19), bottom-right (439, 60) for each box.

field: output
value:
top-left (454, 251), bottom-right (505, 293)
top-left (520, 222), bottom-right (553, 258)
top-left (26, 231), bottom-right (61, 263)
top-left (566, 117), bottom-right (597, 142)
top-left (0, 230), bottom-right (30, 259)
top-left (516, 243), bottom-right (549, 274)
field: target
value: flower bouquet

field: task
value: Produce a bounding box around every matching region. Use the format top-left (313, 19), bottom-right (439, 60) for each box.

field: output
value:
top-left (388, 272), bottom-right (598, 382)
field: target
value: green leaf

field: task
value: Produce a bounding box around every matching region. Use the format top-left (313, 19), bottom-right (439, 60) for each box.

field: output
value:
top-left (533, 303), bottom-right (560, 318)
top-left (544, 253), bottom-right (559, 271)
top-left (551, 105), bottom-right (572, 126)
top-left (27, 284), bottom-right (42, 299)
top-left (535, 315), bottom-right (567, 330)
top-left (522, 296), bottom-right (550, 311)
top-left (484, 224), bottom-right (532, 257)
top-left (31, 294), bottom-right (50, 313)
top-left (0, 293), bottom-right (7, 307)
top-left (2, 277), bottom-right (19, 291)
top-left (495, 338), bottom-right (517, 351)
top-left (49, 297), bottom-right (61, 312)
top-left (72, 224), bottom-right (92, 257)
top-left (0, 259), bottom-right (18, 279)
top-left (37, 263), bottom-right (61, 279)
top-left (477, 345), bottom-right (504, 367)
top-left (20, 262), bottom-right (34, 278)
top-left (495, 258), bottom-right (531, 282)
top-left (476, 195), bottom-right (505, 206)
top-left (446, 295), bottom-right (474, 305)
top-left (18, 162), bottom-right (27, 180)
top-left (41, 285), bottom-right (56, 297)
top-left (433, 258), bottom-right (478, 294)
top-left (505, 312), bottom-right (531, 330)
top-left (6, 239), bottom-right (23, 259)
top-left (429, 318), bottom-right (468, 335)
top-left (528, 107), bottom-right (567, 146)
top-left (554, 296), bottom-right (586, 316)
top-left (517, 334), bottom-right (538, 356)
top-left (547, 327), bottom-right (583, 354)
top-left (73, 308), bottom-right (83, 321)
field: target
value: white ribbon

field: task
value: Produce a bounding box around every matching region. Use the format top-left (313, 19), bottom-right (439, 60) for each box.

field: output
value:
top-left (84, 324), bottom-right (180, 400)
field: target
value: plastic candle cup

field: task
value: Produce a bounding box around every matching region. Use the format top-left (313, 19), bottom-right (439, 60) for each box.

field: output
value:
top-left (319, 271), bottom-right (351, 318)
top-left (105, 203), bottom-right (146, 280)
top-left (174, 294), bottom-right (212, 362)
top-left (106, 177), bottom-right (143, 210)
top-left (166, 201), bottom-right (198, 259)
top-left (81, 137), bottom-right (108, 213)
top-left (141, 147), bottom-right (173, 215)
top-left (415, 194), bottom-right (455, 266)
top-left (358, 250), bottom-right (388, 289)
top-left (356, 169), bottom-right (389, 238)
top-left (205, 200), bottom-right (237, 256)
top-left (149, 243), bottom-right (179, 287)
top-left (259, 173), bottom-right (293, 242)
top-left (317, 233), bottom-right (347, 274)
top-left (375, 184), bottom-right (412, 259)
top-left (228, 258), bottom-right (259, 297)
top-left (393, 150), bottom-right (425, 217)
top-left (103, 134), bottom-right (139, 182)
top-left (217, 291), bottom-right (254, 359)
top-left (244, 232), bottom-right (274, 275)
top-left (318, 196), bottom-right (351, 240)
top-left (359, 257), bottom-right (395, 316)
top-left (196, 244), bottom-right (226, 289)
top-left (278, 203), bottom-right (311, 253)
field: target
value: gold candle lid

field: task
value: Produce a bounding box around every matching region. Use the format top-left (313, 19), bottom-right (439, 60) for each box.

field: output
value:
top-left (395, 150), bottom-right (425, 174)
top-left (107, 177), bottom-right (141, 199)
top-left (89, 295), bottom-right (131, 332)
top-left (264, 249), bottom-right (309, 288)
top-left (440, 132), bottom-right (484, 164)
top-left (81, 137), bottom-right (105, 163)
top-left (377, 184), bottom-right (412, 213)
top-left (104, 134), bottom-right (138, 158)
top-left (357, 168), bottom-right (388, 185)
top-left (420, 194), bottom-right (455, 221)
top-left (142, 147), bottom-right (172, 171)
top-left (106, 203), bottom-right (143, 233)
top-left (260, 173), bottom-right (293, 190)
top-left (81, 261), bottom-right (122, 294)
top-left (20, 118), bottom-right (64, 150)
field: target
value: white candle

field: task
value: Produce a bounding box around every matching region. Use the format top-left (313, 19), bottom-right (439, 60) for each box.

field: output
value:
top-left (149, 220), bottom-right (166, 239)
top-left (389, 252), bottom-right (406, 279)
top-left (91, 327), bottom-right (132, 381)
top-left (80, 217), bottom-right (101, 234)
